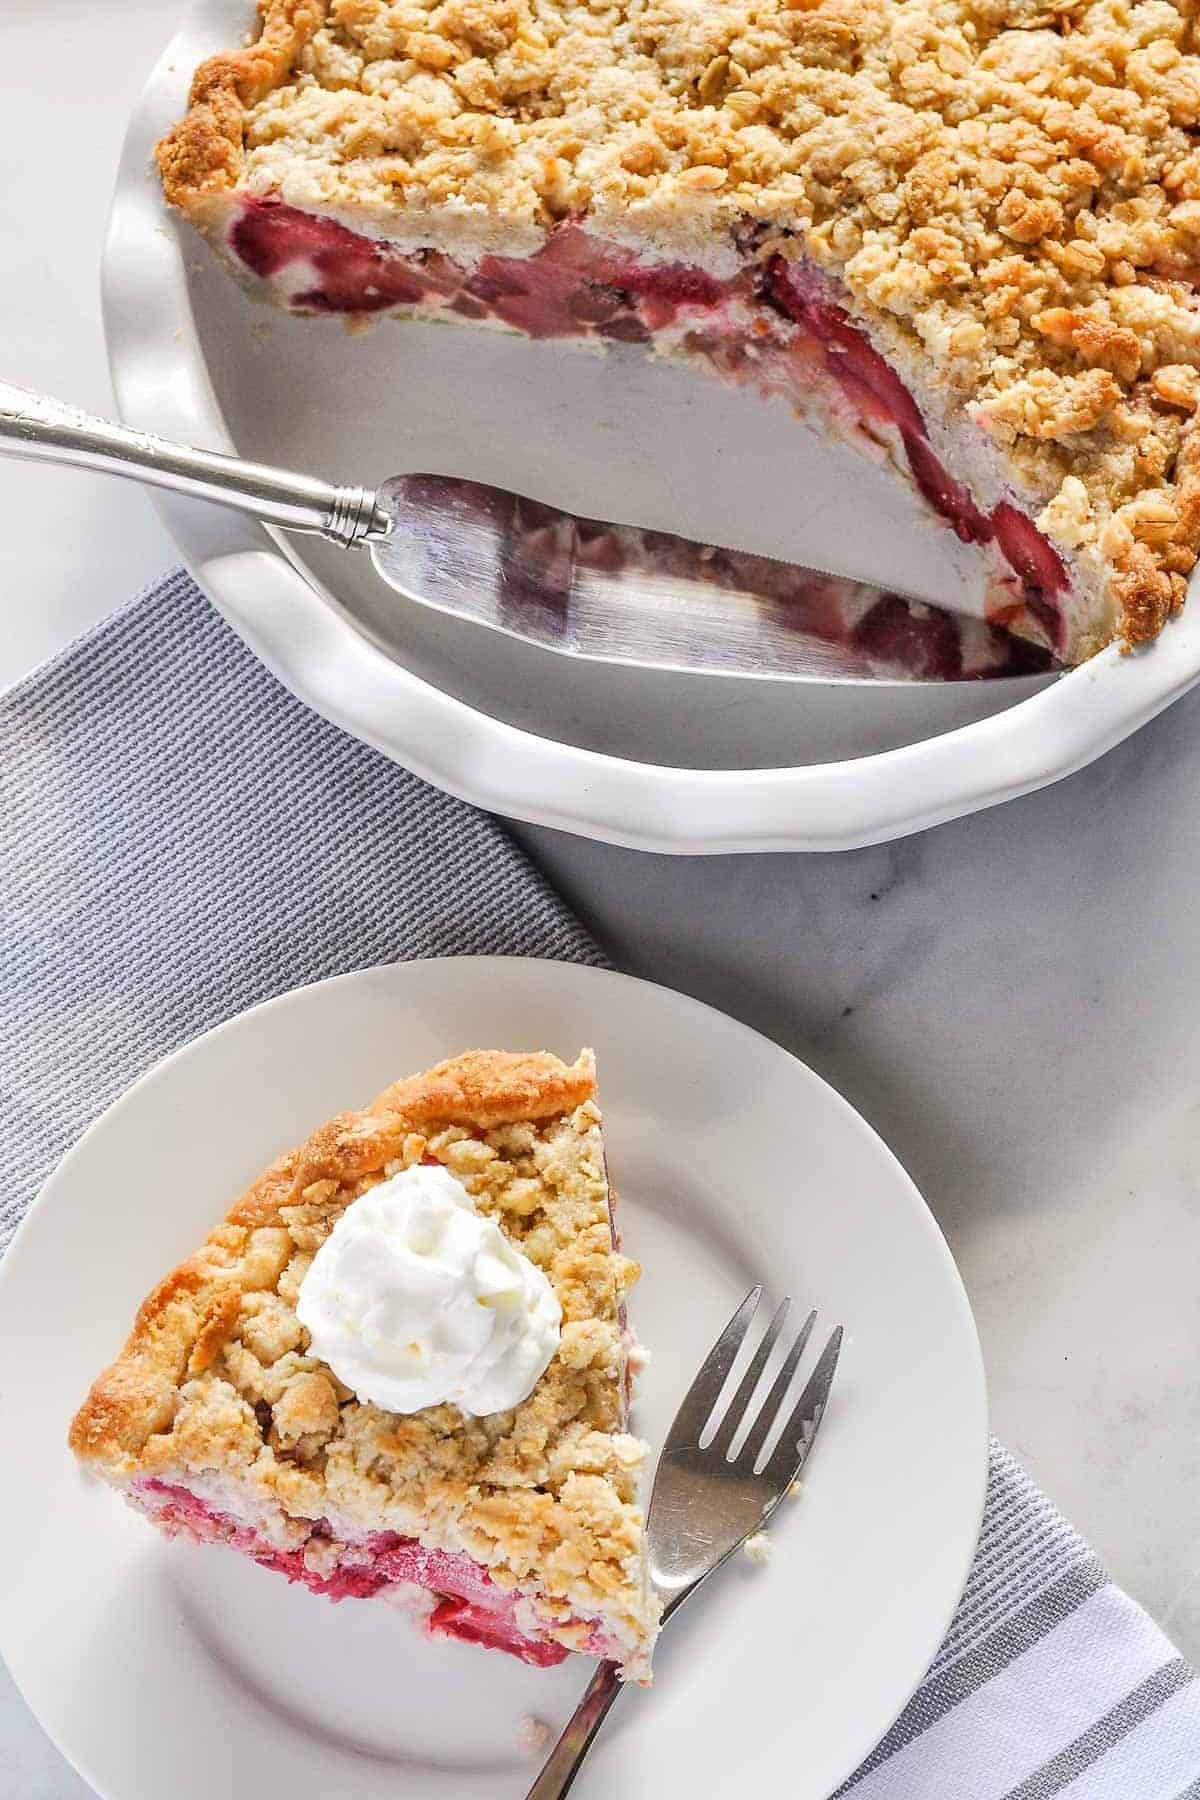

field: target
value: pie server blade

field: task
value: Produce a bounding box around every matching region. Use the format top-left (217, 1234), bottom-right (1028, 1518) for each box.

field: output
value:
top-left (372, 474), bottom-right (1053, 682)
top-left (0, 383), bottom-right (1053, 683)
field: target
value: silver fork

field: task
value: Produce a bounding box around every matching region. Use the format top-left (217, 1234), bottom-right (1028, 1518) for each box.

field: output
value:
top-left (525, 1286), bottom-right (843, 1799)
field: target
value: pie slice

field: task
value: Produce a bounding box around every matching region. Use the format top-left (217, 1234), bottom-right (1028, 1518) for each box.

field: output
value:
top-left (157, 0), bottom-right (1200, 665)
top-left (69, 1048), bottom-right (659, 1679)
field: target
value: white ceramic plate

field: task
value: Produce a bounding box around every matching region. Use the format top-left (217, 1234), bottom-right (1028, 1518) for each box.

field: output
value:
top-left (0, 958), bottom-right (985, 1799)
top-left (99, 0), bottom-right (1200, 854)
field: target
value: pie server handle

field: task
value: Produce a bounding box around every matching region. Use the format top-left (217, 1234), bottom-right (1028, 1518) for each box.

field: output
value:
top-left (0, 380), bottom-right (385, 545)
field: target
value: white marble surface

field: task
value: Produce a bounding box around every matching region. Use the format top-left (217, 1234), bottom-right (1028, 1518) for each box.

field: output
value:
top-left (3, 1), bottom-right (1200, 1792)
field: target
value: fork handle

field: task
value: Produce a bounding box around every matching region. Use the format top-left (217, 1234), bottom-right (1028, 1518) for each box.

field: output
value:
top-left (0, 381), bottom-right (387, 547)
top-left (523, 1660), bottom-right (623, 1799)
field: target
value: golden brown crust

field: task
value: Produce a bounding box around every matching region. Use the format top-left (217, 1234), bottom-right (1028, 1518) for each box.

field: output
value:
top-left (68, 1048), bottom-right (653, 1658)
top-left (157, 0), bottom-right (327, 204)
top-left (1111, 539), bottom-right (1183, 644)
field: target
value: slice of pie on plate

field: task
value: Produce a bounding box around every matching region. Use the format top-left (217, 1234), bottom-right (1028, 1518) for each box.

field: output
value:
top-left (69, 1048), bottom-right (659, 1679)
top-left (158, 0), bottom-right (1200, 665)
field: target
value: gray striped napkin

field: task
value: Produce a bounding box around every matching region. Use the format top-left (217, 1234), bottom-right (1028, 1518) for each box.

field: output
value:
top-left (2, 572), bottom-right (1197, 1798)
top-left (842, 1445), bottom-right (1199, 1798)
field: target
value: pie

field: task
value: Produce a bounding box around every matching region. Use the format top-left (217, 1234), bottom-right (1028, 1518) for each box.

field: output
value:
top-left (157, 0), bottom-right (1200, 664)
top-left (69, 1048), bottom-right (659, 1679)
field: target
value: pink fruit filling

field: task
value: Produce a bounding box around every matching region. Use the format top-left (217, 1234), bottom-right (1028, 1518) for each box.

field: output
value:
top-left (226, 197), bottom-right (1068, 656)
top-left (229, 198), bottom-right (730, 335)
top-left (135, 1478), bottom-right (619, 1668)
top-left (764, 261), bottom-right (1068, 650)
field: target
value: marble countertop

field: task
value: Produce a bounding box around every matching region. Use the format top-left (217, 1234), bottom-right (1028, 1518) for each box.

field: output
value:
top-left (3, 3), bottom-right (1199, 1790)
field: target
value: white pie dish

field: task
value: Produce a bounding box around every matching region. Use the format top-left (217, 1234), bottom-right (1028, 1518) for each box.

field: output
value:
top-left (0, 957), bottom-right (986, 1800)
top-left (99, 0), bottom-right (1200, 853)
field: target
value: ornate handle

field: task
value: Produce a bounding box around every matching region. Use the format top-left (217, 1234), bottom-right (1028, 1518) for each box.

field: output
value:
top-left (0, 382), bottom-right (387, 547)
top-left (523, 1661), bottom-right (624, 1800)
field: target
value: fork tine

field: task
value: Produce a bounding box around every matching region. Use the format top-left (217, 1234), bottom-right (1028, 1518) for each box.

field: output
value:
top-left (661, 1285), bottom-right (763, 1452)
top-left (762, 1325), bottom-right (844, 1488)
top-left (737, 1307), bottom-right (818, 1467)
top-left (708, 1297), bottom-right (792, 1457)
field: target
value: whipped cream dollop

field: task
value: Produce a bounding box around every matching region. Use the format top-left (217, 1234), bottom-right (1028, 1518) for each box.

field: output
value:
top-left (296, 1163), bottom-right (561, 1417)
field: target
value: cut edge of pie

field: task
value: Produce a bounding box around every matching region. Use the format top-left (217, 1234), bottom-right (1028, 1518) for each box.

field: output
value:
top-left (156, 0), bottom-right (1200, 667)
top-left (69, 1047), bottom-right (660, 1681)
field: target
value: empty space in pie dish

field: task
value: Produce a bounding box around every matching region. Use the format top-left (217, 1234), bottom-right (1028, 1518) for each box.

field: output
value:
top-left (184, 243), bottom-right (1053, 773)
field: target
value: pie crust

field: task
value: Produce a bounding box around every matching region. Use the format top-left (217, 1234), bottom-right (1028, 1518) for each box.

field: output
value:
top-left (69, 1048), bottom-right (659, 1677)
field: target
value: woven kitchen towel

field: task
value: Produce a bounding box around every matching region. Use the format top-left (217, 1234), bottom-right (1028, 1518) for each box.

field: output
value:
top-left (0, 570), bottom-right (601, 1251)
top-left (2, 572), bottom-right (1198, 1799)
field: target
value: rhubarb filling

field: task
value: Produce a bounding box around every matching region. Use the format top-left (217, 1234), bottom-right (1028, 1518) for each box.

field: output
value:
top-left (225, 198), bottom-right (1069, 655)
top-left (134, 1479), bottom-right (624, 1667)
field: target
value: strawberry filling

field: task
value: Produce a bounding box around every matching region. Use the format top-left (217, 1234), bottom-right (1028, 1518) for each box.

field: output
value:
top-left (230, 200), bottom-right (729, 336)
top-left (765, 260), bottom-right (1068, 648)
top-left (136, 1479), bottom-right (583, 1666)
top-left (227, 198), bottom-right (1068, 656)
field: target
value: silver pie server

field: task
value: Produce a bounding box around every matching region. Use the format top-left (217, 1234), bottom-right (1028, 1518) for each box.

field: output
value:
top-left (0, 382), bottom-right (1050, 682)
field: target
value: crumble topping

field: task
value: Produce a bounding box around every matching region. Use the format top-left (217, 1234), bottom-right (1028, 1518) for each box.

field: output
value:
top-left (159, 0), bottom-right (1200, 641)
top-left (69, 1050), bottom-right (653, 1655)
top-left (518, 1715), bottom-right (554, 1753)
